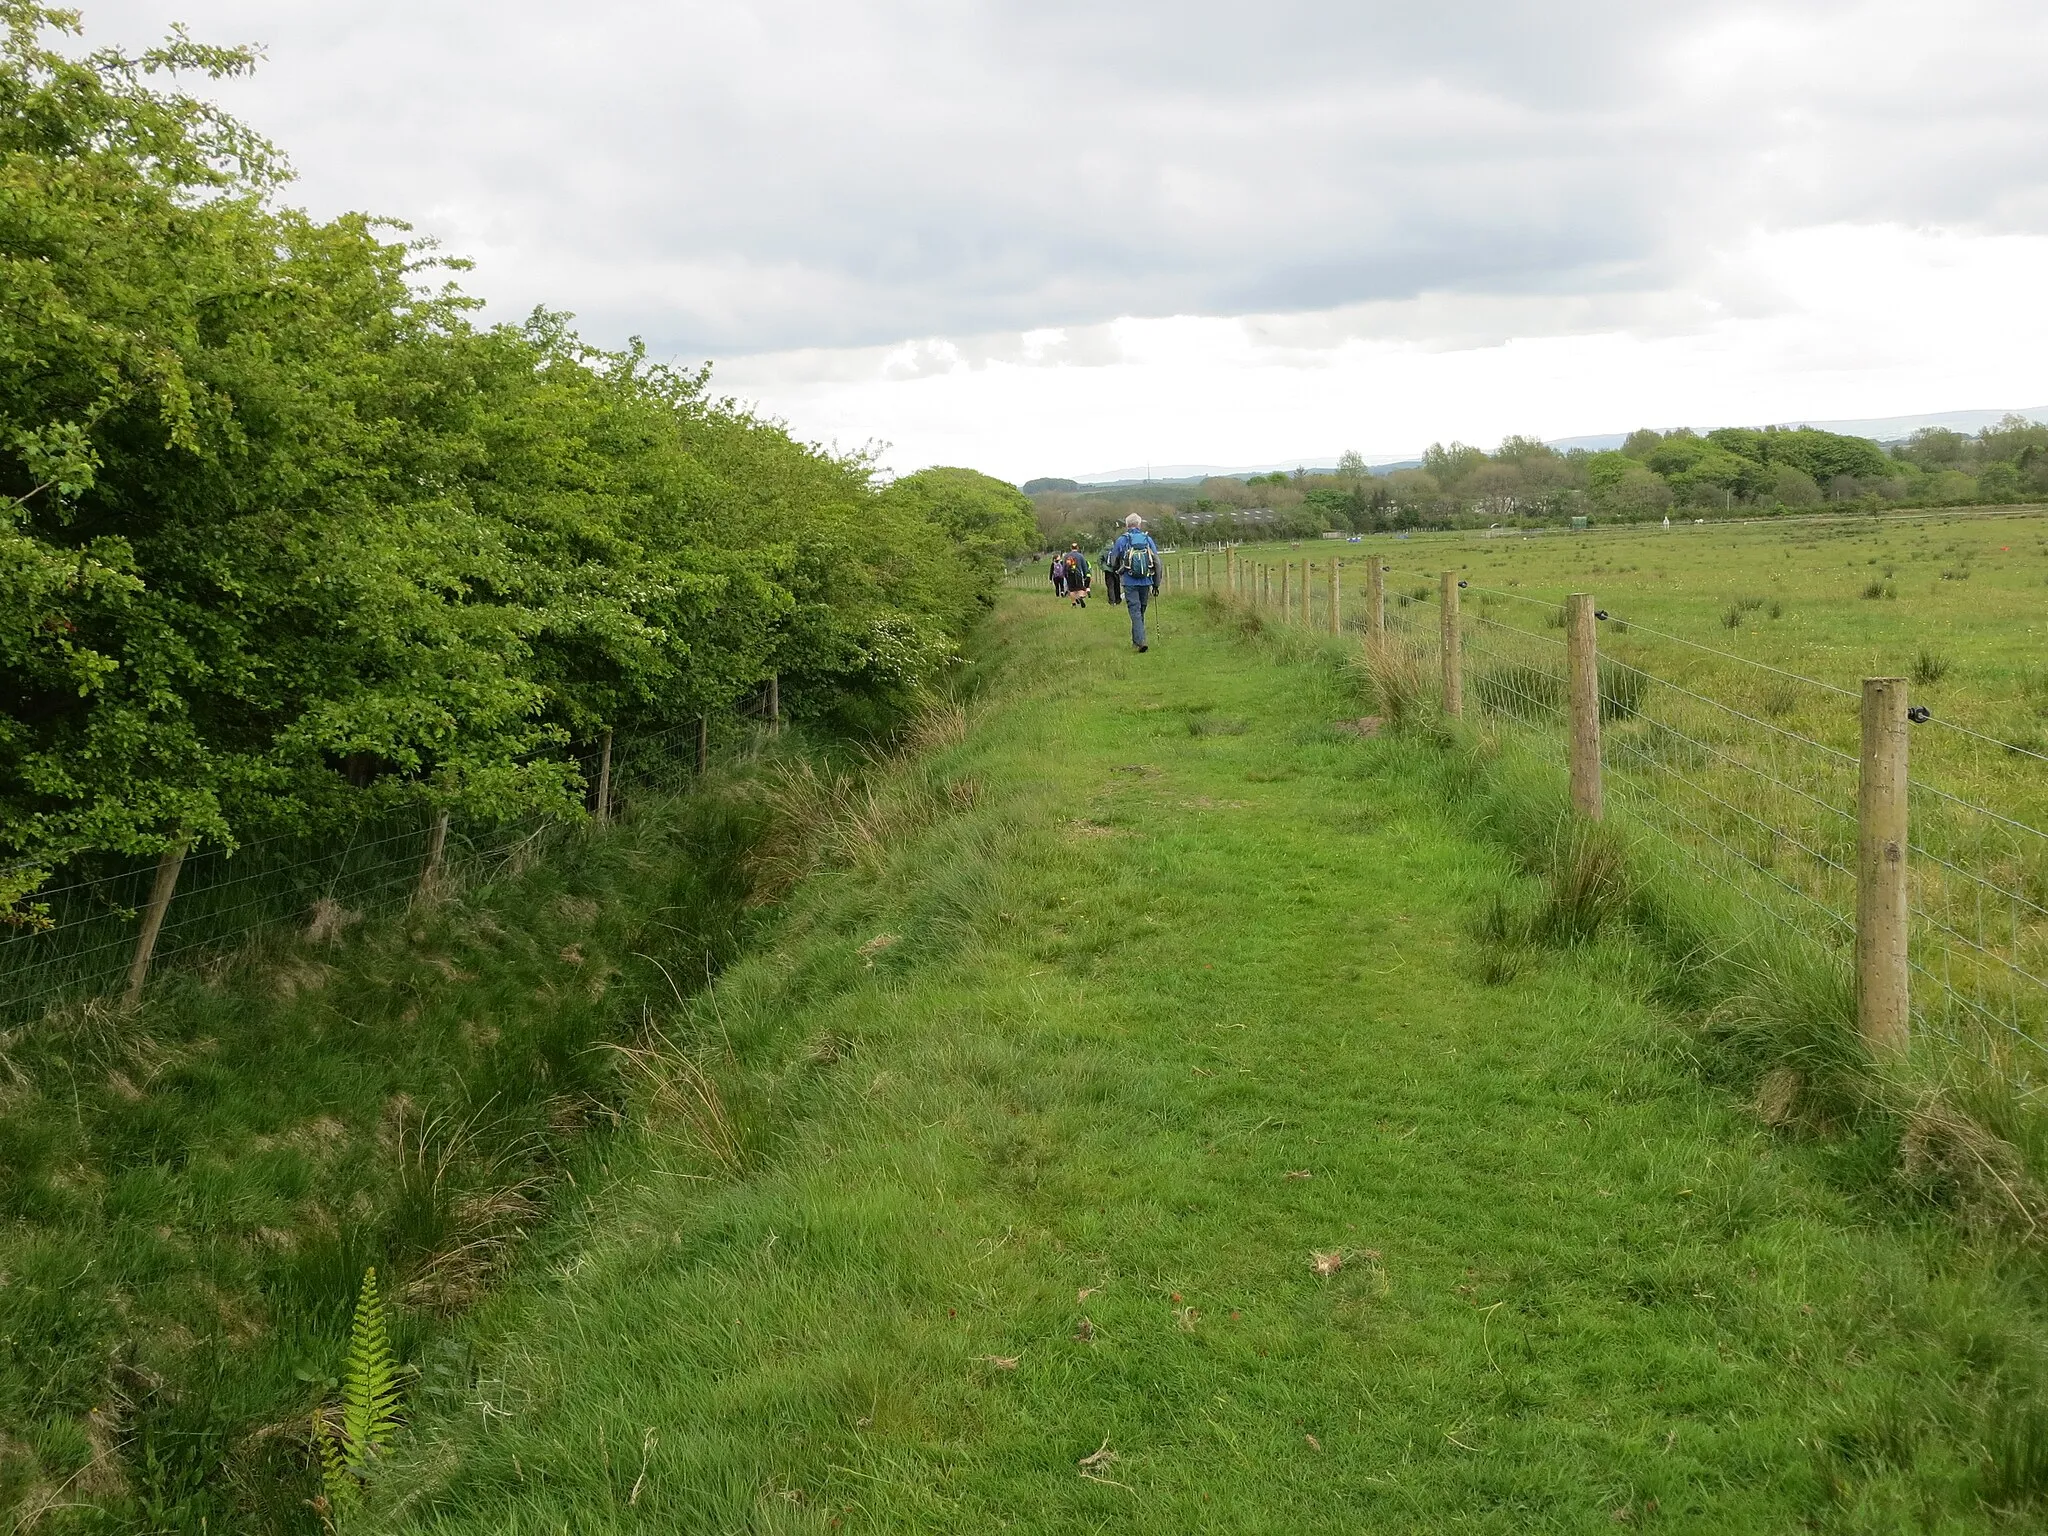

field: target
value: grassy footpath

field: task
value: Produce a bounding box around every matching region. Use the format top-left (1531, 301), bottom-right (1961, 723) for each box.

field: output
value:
top-left (375, 586), bottom-right (2047, 1532)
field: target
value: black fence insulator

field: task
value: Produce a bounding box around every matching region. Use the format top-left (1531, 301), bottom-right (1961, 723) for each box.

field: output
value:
top-left (1907, 705), bottom-right (1931, 724)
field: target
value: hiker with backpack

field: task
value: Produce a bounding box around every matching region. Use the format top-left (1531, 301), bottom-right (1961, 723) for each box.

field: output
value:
top-left (1050, 552), bottom-right (1067, 599)
top-left (1100, 539), bottom-right (1123, 605)
top-left (1110, 513), bottom-right (1161, 652)
top-left (1063, 544), bottom-right (1091, 607)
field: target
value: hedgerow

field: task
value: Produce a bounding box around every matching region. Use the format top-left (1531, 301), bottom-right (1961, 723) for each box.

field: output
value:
top-left (0, 1), bottom-right (1036, 916)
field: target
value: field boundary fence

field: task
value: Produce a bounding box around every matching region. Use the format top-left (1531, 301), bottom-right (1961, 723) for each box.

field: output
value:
top-left (1, 685), bottom-right (790, 1027)
top-left (1168, 546), bottom-right (2048, 1067)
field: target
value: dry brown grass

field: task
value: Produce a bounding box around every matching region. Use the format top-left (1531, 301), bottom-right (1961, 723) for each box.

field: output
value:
top-left (389, 1109), bottom-right (550, 1313)
top-left (302, 897), bottom-right (363, 947)
top-left (900, 698), bottom-right (970, 756)
top-left (608, 1030), bottom-right (744, 1175)
top-left (1899, 1084), bottom-right (2048, 1238)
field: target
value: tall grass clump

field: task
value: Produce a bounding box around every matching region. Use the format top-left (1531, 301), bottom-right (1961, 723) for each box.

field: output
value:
top-left (744, 715), bottom-right (977, 903)
top-left (1200, 587), bottom-right (1267, 641)
top-left (1472, 661), bottom-right (1562, 723)
top-left (1354, 638), bottom-right (1434, 729)
top-left (1912, 648), bottom-right (1954, 686)
top-left (1599, 658), bottom-right (1650, 720)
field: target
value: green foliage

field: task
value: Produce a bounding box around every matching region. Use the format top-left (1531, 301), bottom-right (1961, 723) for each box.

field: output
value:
top-left (0, 6), bottom-right (999, 918)
top-left (1072, 413), bottom-right (2048, 551)
top-left (318, 1266), bottom-right (402, 1515)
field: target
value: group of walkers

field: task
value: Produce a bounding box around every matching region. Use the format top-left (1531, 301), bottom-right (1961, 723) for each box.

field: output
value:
top-left (1047, 513), bottom-right (1163, 652)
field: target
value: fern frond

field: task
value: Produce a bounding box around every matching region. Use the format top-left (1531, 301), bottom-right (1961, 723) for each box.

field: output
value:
top-left (315, 1408), bottom-right (361, 1515)
top-left (339, 1265), bottom-right (402, 1476)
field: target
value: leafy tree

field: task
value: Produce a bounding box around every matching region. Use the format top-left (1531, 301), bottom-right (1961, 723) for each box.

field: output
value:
top-left (882, 467), bottom-right (1038, 595)
top-left (0, 3), bottom-right (1010, 916)
top-left (1769, 465), bottom-right (1822, 507)
top-left (1421, 441), bottom-right (1485, 488)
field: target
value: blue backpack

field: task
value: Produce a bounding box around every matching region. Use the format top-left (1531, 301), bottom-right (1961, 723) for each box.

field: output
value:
top-left (1124, 536), bottom-right (1156, 582)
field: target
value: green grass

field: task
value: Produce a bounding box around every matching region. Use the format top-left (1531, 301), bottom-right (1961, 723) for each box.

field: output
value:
top-left (0, 775), bottom-right (769, 1530)
top-left (1225, 507), bottom-right (2048, 767)
top-left (1215, 515), bottom-right (2048, 1056)
top-left (368, 586), bottom-right (2048, 1532)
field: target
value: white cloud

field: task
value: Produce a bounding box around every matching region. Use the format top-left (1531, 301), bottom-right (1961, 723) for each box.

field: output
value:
top-left (721, 225), bottom-right (2048, 478)
top-left (64, 1), bottom-right (2048, 475)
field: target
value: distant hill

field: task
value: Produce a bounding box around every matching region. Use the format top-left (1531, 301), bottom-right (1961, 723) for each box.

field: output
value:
top-left (1032, 405), bottom-right (2048, 490)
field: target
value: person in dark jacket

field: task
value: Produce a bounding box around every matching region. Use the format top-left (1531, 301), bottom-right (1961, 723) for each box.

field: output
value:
top-left (1062, 544), bottom-right (1091, 607)
top-left (1050, 552), bottom-right (1067, 599)
top-left (1100, 541), bottom-right (1123, 604)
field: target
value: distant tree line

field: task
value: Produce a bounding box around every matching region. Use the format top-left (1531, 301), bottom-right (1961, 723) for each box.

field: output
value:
top-left (1026, 418), bottom-right (2048, 547)
top-left (0, 3), bottom-right (1036, 918)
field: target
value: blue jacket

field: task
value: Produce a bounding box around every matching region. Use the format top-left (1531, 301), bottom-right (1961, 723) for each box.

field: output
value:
top-left (1111, 530), bottom-right (1160, 586)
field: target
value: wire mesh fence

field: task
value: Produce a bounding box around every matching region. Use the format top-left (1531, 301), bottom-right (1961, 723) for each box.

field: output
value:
top-left (1182, 546), bottom-right (2048, 1065)
top-left (1457, 580), bottom-right (2048, 1064)
top-left (0, 708), bottom-right (763, 1027)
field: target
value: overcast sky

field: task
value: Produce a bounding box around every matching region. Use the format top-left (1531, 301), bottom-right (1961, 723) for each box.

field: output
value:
top-left (75, 1), bottom-right (2048, 479)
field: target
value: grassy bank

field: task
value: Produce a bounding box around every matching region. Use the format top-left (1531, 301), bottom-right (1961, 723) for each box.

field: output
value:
top-left (0, 763), bottom-right (775, 1529)
top-left (366, 585), bottom-right (2048, 1531)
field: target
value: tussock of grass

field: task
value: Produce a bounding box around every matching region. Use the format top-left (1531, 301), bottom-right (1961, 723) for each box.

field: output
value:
top-left (1352, 635), bottom-right (1433, 727)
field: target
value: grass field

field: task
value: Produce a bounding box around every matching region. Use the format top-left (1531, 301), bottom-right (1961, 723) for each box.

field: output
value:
top-left (1214, 510), bottom-right (2048, 1052)
top-left (1225, 506), bottom-right (2048, 754)
top-left (367, 580), bottom-right (2048, 1533)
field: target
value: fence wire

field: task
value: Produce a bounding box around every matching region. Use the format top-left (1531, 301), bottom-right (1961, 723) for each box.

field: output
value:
top-left (0, 711), bottom-right (755, 1026)
top-left (1450, 581), bottom-right (2048, 1061)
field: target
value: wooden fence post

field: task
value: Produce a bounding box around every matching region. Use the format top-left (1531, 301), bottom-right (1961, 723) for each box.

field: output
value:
top-left (697, 714), bottom-right (710, 775)
top-left (1857, 676), bottom-right (1911, 1055)
top-left (1279, 561), bottom-right (1290, 618)
top-left (1439, 571), bottom-right (1462, 717)
top-left (1299, 561), bottom-right (1310, 625)
top-left (125, 836), bottom-right (190, 1005)
top-left (1329, 559), bottom-right (1342, 634)
top-left (594, 728), bottom-right (614, 825)
top-left (417, 808), bottom-right (451, 903)
top-left (1565, 593), bottom-right (1603, 819)
top-left (1367, 557), bottom-right (1385, 641)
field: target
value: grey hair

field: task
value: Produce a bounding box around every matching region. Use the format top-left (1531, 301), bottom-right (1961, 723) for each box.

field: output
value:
top-left (1124, 512), bottom-right (1144, 528)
